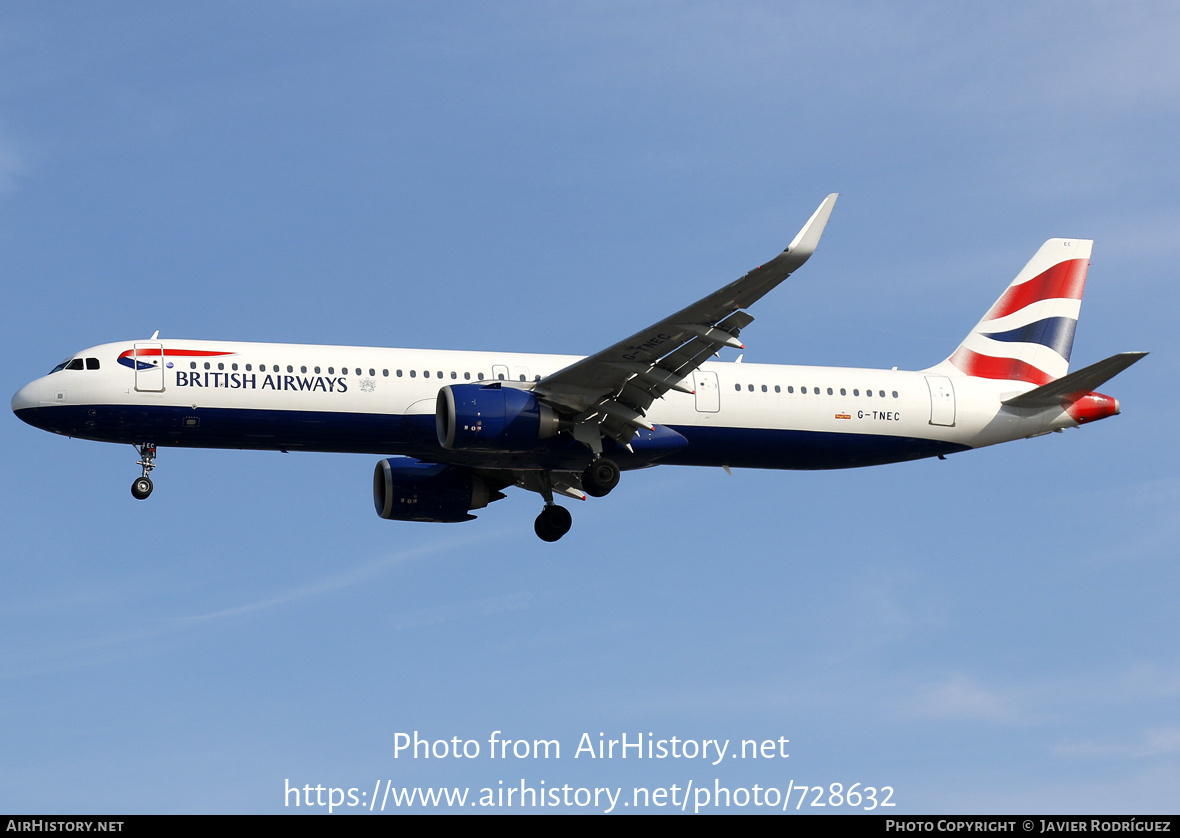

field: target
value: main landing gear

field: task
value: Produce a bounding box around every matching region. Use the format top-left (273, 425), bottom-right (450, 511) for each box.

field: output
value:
top-left (581, 457), bottom-right (620, 498)
top-left (534, 504), bottom-right (572, 543)
top-left (131, 443), bottom-right (157, 500)
top-left (530, 457), bottom-right (621, 542)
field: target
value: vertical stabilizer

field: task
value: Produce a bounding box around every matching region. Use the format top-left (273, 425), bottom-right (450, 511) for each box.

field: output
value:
top-left (939, 239), bottom-right (1091, 385)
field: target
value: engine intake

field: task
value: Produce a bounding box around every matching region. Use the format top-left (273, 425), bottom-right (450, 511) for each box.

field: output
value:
top-left (436, 384), bottom-right (560, 451)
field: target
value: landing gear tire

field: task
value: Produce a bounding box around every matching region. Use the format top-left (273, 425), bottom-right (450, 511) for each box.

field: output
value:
top-left (582, 457), bottom-right (620, 498)
top-left (131, 475), bottom-right (154, 500)
top-left (132, 442), bottom-right (158, 500)
top-left (534, 505), bottom-right (572, 542)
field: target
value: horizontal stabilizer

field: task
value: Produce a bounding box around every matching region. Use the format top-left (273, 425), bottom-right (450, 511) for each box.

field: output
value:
top-left (1002, 351), bottom-right (1147, 408)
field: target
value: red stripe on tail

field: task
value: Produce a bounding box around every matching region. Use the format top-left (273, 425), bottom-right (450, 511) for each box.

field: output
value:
top-left (949, 347), bottom-right (1055, 385)
top-left (984, 258), bottom-right (1088, 321)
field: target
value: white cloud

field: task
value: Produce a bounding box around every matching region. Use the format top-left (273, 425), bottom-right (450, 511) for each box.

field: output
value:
top-left (390, 591), bottom-right (530, 630)
top-left (1056, 726), bottom-right (1180, 759)
top-left (175, 530), bottom-right (507, 623)
top-left (912, 673), bottom-right (1024, 724)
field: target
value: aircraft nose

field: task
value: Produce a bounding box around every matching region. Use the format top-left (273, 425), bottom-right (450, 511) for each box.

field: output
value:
top-left (11, 379), bottom-right (41, 416)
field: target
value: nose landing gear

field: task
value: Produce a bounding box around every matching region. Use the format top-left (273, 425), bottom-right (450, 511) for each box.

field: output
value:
top-left (131, 443), bottom-right (157, 500)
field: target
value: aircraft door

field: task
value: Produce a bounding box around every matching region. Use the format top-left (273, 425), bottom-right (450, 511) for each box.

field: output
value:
top-left (693, 370), bottom-right (720, 413)
top-left (925, 375), bottom-right (956, 426)
top-left (492, 364), bottom-right (509, 381)
top-left (134, 343), bottom-right (165, 392)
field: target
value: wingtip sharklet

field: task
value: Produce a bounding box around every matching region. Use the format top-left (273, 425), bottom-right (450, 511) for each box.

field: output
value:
top-left (782, 193), bottom-right (838, 271)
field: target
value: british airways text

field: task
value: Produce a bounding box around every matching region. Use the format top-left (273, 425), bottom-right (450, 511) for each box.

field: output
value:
top-left (175, 372), bottom-right (349, 392)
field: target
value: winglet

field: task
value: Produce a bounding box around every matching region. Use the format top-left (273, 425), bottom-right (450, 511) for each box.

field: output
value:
top-left (781, 193), bottom-right (838, 271)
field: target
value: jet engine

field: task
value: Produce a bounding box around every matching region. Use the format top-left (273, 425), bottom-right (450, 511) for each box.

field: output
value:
top-left (436, 384), bottom-right (561, 451)
top-left (373, 457), bottom-right (503, 523)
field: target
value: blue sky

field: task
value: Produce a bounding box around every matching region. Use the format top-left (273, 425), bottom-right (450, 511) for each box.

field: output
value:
top-left (1, 2), bottom-right (1177, 814)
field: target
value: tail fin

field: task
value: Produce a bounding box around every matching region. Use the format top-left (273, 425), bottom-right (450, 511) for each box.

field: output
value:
top-left (941, 239), bottom-right (1091, 385)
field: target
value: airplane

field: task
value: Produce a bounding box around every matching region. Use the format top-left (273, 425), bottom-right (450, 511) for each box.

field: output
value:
top-left (11, 194), bottom-right (1146, 541)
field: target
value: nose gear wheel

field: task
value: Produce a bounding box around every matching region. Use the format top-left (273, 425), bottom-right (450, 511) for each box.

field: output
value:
top-left (131, 443), bottom-right (157, 500)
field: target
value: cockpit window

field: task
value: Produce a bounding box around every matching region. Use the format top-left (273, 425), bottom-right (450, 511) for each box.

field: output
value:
top-left (49, 357), bottom-right (95, 373)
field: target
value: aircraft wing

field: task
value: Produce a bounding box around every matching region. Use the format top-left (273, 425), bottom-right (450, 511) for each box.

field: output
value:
top-left (534, 193), bottom-right (838, 445)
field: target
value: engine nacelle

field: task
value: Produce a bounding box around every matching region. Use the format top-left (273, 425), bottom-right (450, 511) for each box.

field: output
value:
top-left (372, 458), bottom-right (500, 523)
top-left (436, 384), bottom-right (560, 451)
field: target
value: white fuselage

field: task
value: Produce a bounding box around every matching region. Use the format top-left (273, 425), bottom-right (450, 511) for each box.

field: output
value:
top-left (12, 338), bottom-right (1074, 471)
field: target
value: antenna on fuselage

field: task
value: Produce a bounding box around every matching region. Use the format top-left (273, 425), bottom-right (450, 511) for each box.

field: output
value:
top-left (149, 330), bottom-right (159, 340)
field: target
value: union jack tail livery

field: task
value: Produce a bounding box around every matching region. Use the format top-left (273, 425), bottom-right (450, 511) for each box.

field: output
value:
top-left (944, 238), bottom-right (1090, 386)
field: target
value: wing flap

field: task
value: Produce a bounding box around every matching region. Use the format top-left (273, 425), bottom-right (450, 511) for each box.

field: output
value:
top-left (536, 194), bottom-right (838, 427)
